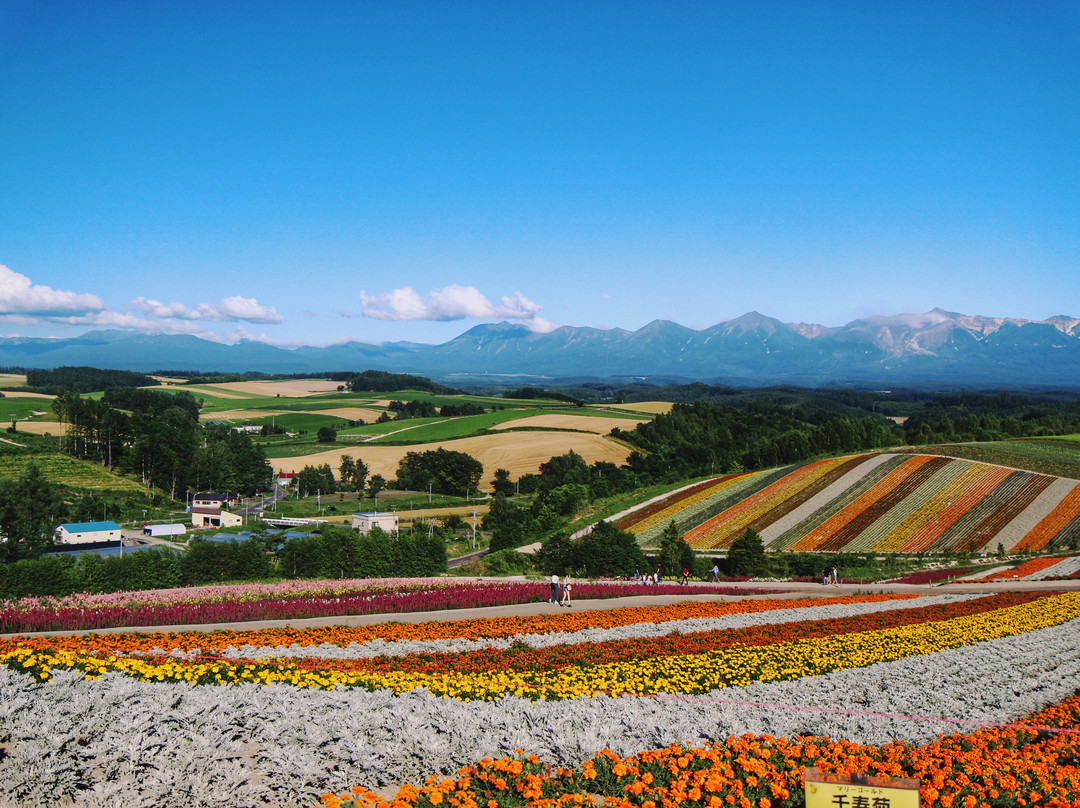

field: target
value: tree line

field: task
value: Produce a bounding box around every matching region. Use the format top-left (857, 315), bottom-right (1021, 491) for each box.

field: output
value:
top-left (23, 366), bottom-right (160, 394)
top-left (0, 524), bottom-right (447, 599)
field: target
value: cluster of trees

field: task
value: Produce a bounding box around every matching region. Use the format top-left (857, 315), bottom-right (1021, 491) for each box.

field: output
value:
top-left (614, 401), bottom-right (902, 483)
top-left (24, 366), bottom-right (160, 394)
top-left (50, 388), bottom-right (273, 499)
top-left (0, 525), bottom-right (447, 599)
top-left (503, 387), bottom-right (585, 406)
top-left (345, 370), bottom-right (458, 395)
top-left (484, 450), bottom-right (643, 553)
top-left (901, 392), bottom-right (1080, 444)
top-left (395, 448), bottom-right (484, 496)
top-left (388, 399), bottom-right (439, 419)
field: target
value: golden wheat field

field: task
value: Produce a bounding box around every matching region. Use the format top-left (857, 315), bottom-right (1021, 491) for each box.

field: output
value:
top-left (271, 431), bottom-right (632, 487)
top-left (600, 401), bottom-right (674, 414)
top-left (491, 413), bottom-right (648, 433)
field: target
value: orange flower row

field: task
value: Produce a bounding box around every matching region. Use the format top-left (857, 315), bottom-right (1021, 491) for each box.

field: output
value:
top-left (980, 556), bottom-right (1068, 582)
top-left (319, 693), bottom-right (1080, 808)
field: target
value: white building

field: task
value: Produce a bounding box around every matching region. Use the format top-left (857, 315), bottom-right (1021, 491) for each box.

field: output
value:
top-left (191, 507), bottom-right (243, 529)
top-left (143, 523), bottom-right (187, 537)
top-left (351, 512), bottom-right (398, 535)
top-left (55, 521), bottom-right (122, 545)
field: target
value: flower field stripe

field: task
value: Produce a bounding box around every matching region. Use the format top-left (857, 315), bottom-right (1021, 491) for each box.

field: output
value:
top-left (1, 594), bottom-right (911, 656)
top-left (923, 468), bottom-right (1035, 555)
top-left (949, 470), bottom-right (1055, 554)
top-left (896, 464), bottom-right (1014, 554)
top-left (1013, 481), bottom-right (1080, 552)
top-left (0, 581), bottom-right (759, 634)
top-left (647, 691), bottom-right (1080, 737)
top-left (772, 454), bottom-right (906, 552)
top-left (787, 455), bottom-right (935, 552)
top-left (814, 455), bottom-right (953, 552)
top-left (4, 592), bottom-right (1065, 700)
top-left (634, 469), bottom-right (786, 546)
top-left (614, 473), bottom-right (746, 533)
top-left (981, 556), bottom-right (1068, 582)
top-left (717, 455), bottom-right (873, 547)
top-left (222, 594), bottom-right (965, 661)
top-left (680, 457), bottom-right (860, 550)
top-left (217, 593), bottom-right (992, 671)
top-left (631, 473), bottom-right (764, 543)
top-left (321, 694), bottom-right (1080, 808)
top-left (338, 592), bottom-right (1080, 700)
top-left (869, 460), bottom-right (985, 553)
top-left (761, 454), bottom-right (890, 549)
top-left (992, 476), bottom-right (1080, 552)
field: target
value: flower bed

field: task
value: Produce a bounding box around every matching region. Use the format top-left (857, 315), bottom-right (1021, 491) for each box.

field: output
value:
top-left (323, 694), bottom-right (1080, 808)
top-left (2, 590), bottom-right (1080, 807)
top-left (0, 580), bottom-right (764, 634)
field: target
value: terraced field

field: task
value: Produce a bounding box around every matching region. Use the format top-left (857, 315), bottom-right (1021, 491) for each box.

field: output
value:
top-left (622, 452), bottom-right (1080, 554)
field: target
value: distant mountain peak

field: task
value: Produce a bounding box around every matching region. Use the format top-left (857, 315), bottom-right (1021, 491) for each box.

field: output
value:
top-left (1, 307), bottom-right (1077, 387)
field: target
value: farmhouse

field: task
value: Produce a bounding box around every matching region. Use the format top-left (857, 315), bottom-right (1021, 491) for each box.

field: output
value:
top-left (351, 511), bottom-right (398, 535)
top-left (55, 521), bottom-right (123, 545)
top-left (191, 507), bottom-right (243, 529)
top-left (192, 492), bottom-right (235, 509)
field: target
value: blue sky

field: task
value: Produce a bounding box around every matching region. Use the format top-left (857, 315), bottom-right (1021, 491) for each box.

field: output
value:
top-left (1, 1), bottom-right (1078, 347)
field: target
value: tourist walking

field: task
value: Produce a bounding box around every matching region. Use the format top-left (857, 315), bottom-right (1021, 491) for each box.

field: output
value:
top-left (681, 567), bottom-right (689, 585)
top-left (549, 573), bottom-right (559, 603)
top-left (560, 577), bottom-right (573, 607)
top-left (711, 563), bottom-right (720, 582)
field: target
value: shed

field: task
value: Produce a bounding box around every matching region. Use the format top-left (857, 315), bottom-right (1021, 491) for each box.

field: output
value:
top-left (55, 521), bottom-right (123, 545)
top-left (143, 523), bottom-right (186, 537)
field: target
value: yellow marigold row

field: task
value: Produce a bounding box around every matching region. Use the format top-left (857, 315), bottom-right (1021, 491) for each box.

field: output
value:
top-left (5, 593), bottom-right (1078, 702)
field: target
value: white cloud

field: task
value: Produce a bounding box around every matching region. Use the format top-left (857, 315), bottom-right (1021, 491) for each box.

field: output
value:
top-left (360, 284), bottom-right (552, 330)
top-left (0, 265), bottom-right (104, 316)
top-left (128, 295), bottom-right (282, 324)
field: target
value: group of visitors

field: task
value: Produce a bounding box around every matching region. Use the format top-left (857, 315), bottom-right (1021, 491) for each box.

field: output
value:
top-left (548, 573), bottom-right (573, 606)
top-left (822, 567), bottom-right (839, 585)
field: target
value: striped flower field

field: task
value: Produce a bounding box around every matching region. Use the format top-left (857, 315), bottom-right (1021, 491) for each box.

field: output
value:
top-left (2, 587), bottom-right (1080, 807)
top-left (619, 452), bottom-right (1080, 554)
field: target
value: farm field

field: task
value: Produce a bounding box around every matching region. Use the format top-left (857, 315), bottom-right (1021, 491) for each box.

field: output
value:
top-left (270, 430), bottom-right (634, 484)
top-left (0, 453), bottom-right (145, 491)
top-left (489, 412), bottom-right (648, 434)
top-left (2, 583), bottom-right (1079, 807)
top-left (900, 437), bottom-right (1080, 480)
top-left (620, 452), bottom-right (1080, 554)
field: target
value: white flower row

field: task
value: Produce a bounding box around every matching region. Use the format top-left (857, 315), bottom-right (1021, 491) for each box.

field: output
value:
top-left (206, 594), bottom-right (982, 661)
top-left (1, 614), bottom-right (1077, 808)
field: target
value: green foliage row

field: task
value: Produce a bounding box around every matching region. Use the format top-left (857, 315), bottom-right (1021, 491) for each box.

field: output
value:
top-left (0, 525), bottom-right (447, 599)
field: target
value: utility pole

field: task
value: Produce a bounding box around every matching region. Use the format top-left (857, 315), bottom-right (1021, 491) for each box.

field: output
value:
top-left (470, 508), bottom-right (478, 550)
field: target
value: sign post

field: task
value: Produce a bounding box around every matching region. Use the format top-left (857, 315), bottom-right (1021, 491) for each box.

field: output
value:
top-left (804, 767), bottom-right (920, 808)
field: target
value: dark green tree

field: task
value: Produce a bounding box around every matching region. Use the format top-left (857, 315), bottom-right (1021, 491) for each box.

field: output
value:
top-left (727, 527), bottom-right (767, 577)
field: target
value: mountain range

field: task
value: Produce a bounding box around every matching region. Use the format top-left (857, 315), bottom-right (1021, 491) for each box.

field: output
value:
top-left (2, 308), bottom-right (1079, 388)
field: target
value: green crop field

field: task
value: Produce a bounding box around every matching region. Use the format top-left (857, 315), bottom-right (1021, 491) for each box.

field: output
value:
top-left (0, 454), bottom-right (146, 491)
top-left (901, 438), bottom-right (1080, 480)
top-left (0, 397), bottom-right (56, 422)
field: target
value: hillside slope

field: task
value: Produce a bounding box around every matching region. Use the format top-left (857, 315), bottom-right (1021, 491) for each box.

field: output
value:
top-left (617, 453), bottom-right (1080, 554)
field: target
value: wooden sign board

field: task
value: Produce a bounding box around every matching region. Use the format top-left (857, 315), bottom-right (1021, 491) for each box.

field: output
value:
top-left (804, 767), bottom-right (921, 808)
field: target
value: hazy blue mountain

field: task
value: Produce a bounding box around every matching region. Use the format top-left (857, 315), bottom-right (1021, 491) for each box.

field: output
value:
top-left (1, 310), bottom-right (1078, 388)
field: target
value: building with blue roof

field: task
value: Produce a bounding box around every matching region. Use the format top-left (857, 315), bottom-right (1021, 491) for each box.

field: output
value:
top-left (55, 521), bottom-right (123, 545)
